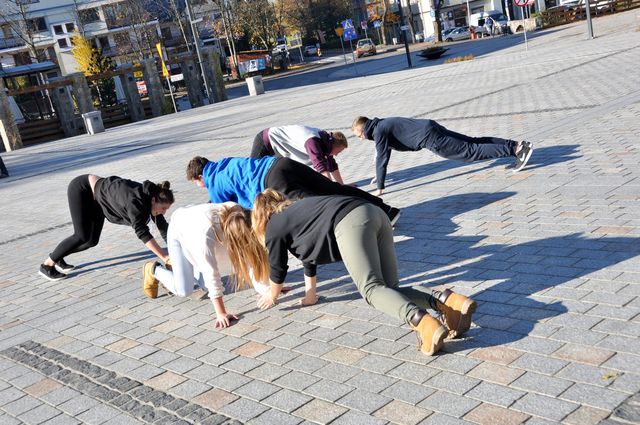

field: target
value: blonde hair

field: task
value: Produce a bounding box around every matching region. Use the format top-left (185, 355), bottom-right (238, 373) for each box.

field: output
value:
top-left (219, 205), bottom-right (269, 290)
top-left (251, 189), bottom-right (293, 245)
top-left (332, 131), bottom-right (348, 148)
top-left (351, 116), bottom-right (368, 132)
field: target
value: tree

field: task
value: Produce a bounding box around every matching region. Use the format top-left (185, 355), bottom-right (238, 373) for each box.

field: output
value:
top-left (71, 33), bottom-right (117, 106)
top-left (235, 0), bottom-right (277, 50)
top-left (275, 0), bottom-right (351, 42)
top-left (0, 0), bottom-right (47, 63)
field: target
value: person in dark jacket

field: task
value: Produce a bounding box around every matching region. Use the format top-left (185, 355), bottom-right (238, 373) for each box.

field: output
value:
top-left (352, 116), bottom-right (533, 195)
top-left (185, 155), bottom-right (400, 225)
top-left (222, 189), bottom-right (477, 356)
top-left (39, 174), bottom-right (174, 281)
top-left (249, 125), bottom-right (349, 184)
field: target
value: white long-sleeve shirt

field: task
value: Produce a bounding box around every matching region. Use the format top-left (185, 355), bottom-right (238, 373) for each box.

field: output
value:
top-left (167, 203), bottom-right (269, 298)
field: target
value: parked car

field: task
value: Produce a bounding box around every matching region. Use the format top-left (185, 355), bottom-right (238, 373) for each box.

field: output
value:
top-left (444, 26), bottom-right (470, 42)
top-left (355, 38), bottom-right (376, 58)
top-left (303, 45), bottom-right (319, 56)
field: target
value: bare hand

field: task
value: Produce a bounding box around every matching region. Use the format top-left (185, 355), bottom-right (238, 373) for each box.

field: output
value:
top-left (215, 313), bottom-right (239, 329)
top-left (257, 293), bottom-right (277, 310)
top-left (299, 294), bottom-right (319, 306)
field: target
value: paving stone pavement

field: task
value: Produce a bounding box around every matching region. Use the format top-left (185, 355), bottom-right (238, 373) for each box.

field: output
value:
top-left (1, 10), bottom-right (639, 425)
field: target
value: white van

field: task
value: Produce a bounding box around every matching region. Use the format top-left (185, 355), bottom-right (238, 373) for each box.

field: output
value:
top-left (469, 10), bottom-right (508, 34)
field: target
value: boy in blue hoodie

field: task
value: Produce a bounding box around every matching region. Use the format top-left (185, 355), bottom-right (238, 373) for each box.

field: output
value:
top-left (186, 156), bottom-right (401, 225)
top-left (352, 116), bottom-right (533, 196)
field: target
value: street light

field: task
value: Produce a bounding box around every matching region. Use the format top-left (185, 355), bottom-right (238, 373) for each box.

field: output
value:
top-left (184, 0), bottom-right (212, 101)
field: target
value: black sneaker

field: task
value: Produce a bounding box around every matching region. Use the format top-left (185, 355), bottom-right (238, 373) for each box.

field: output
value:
top-left (39, 264), bottom-right (66, 281)
top-left (514, 141), bottom-right (533, 172)
top-left (387, 207), bottom-right (401, 226)
top-left (56, 259), bottom-right (75, 272)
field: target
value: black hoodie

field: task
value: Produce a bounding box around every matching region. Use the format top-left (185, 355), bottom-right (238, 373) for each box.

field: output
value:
top-left (364, 117), bottom-right (432, 190)
top-left (94, 177), bottom-right (168, 243)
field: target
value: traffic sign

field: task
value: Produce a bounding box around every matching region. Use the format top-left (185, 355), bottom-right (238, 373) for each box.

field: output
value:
top-left (361, 20), bottom-right (368, 30)
top-left (342, 19), bottom-right (358, 41)
top-left (514, 0), bottom-right (535, 6)
top-left (373, 20), bottom-right (382, 28)
top-left (335, 27), bottom-right (344, 37)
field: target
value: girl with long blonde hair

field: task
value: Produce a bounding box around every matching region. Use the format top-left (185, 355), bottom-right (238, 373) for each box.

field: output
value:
top-left (225, 189), bottom-right (478, 356)
top-left (142, 202), bottom-right (270, 329)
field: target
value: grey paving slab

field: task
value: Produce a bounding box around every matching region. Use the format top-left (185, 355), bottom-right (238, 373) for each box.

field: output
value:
top-left (1, 11), bottom-right (640, 424)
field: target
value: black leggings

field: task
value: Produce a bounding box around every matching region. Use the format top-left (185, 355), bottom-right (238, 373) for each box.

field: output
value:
top-left (249, 130), bottom-right (273, 158)
top-left (49, 175), bottom-right (105, 262)
top-left (264, 158), bottom-right (390, 212)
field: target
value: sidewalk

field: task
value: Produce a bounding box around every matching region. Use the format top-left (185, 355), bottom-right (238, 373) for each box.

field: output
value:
top-left (0, 10), bottom-right (639, 425)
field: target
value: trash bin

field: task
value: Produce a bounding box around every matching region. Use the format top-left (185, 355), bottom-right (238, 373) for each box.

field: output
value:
top-left (81, 111), bottom-right (105, 135)
top-left (246, 76), bottom-right (265, 96)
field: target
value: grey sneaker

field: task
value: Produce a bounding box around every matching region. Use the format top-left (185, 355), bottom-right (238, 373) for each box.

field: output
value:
top-left (514, 141), bottom-right (533, 172)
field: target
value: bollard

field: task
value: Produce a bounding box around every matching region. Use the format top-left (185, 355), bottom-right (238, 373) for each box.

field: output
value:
top-left (82, 111), bottom-right (105, 135)
top-left (246, 76), bottom-right (265, 96)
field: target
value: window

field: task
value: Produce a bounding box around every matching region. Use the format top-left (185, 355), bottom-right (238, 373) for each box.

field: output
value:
top-left (51, 22), bottom-right (75, 51)
top-left (13, 51), bottom-right (31, 65)
top-left (28, 17), bottom-right (47, 32)
top-left (79, 8), bottom-right (100, 24)
top-left (161, 27), bottom-right (173, 40)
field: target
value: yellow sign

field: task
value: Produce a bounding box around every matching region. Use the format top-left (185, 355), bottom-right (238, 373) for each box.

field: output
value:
top-left (155, 43), bottom-right (169, 78)
top-left (335, 27), bottom-right (344, 37)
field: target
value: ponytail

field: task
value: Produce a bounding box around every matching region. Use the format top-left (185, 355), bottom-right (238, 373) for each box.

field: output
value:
top-left (154, 181), bottom-right (175, 205)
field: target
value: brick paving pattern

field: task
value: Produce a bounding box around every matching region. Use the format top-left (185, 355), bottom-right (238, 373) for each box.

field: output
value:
top-left (1, 10), bottom-right (639, 425)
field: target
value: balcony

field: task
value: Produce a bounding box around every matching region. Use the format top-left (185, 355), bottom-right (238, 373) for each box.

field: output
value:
top-left (0, 37), bottom-right (26, 49)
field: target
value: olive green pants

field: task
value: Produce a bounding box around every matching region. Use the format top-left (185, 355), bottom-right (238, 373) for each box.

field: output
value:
top-left (334, 203), bottom-right (439, 325)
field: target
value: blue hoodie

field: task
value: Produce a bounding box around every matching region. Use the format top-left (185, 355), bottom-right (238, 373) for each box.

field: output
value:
top-left (202, 157), bottom-right (277, 209)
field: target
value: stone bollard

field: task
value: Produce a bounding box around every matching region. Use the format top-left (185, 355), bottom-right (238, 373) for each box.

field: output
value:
top-left (180, 57), bottom-right (204, 108)
top-left (81, 111), bottom-right (105, 135)
top-left (202, 47), bottom-right (227, 103)
top-left (0, 79), bottom-right (22, 152)
top-left (69, 72), bottom-right (94, 114)
top-left (49, 79), bottom-right (80, 137)
top-left (142, 58), bottom-right (165, 118)
top-left (118, 65), bottom-right (145, 122)
top-left (246, 76), bottom-right (265, 96)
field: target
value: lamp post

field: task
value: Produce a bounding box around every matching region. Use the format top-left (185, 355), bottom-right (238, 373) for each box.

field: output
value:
top-left (184, 0), bottom-right (212, 100)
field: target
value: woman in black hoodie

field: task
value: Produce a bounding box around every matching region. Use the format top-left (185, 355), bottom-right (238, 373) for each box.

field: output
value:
top-left (39, 174), bottom-right (174, 281)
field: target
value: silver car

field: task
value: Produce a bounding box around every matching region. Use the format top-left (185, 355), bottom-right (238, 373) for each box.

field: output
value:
top-left (445, 26), bottom-right (470, 42)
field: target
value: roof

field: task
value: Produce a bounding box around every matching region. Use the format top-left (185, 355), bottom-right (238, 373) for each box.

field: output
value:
top-left (0, 61), bottom-right (58, 78)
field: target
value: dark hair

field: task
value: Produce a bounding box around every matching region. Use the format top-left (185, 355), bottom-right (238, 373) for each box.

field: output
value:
top-left (186, 156), bottom-right (209, 181)
top-left (154, 181), bottom-right (174, 204)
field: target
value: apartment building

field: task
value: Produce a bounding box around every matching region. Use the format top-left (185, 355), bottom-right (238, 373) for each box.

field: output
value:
top-left (0, 0), bottom-right (221, 78)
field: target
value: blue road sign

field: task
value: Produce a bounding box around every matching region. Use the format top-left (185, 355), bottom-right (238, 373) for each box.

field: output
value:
top-left (342, 19), bottom-right (358, 41)
top-left (373, 20), bottom-right (382, 28)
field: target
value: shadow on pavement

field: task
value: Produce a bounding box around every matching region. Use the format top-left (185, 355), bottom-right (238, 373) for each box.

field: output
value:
top-left (283, 191), bottom-right (639, 352)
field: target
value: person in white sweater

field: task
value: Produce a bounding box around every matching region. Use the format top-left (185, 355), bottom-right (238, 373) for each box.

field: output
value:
top-left (141, 202), bottom-right (270, 328)
top-left (249, 125), bottom-right (349, 184)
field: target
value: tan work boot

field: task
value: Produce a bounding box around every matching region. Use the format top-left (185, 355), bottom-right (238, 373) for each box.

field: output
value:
top-left (410, 311), bottom-right (447, 356)
top-left (437, 289), bottom-right (476, 338)
top-left (142, 261), bottom-right (159, 298)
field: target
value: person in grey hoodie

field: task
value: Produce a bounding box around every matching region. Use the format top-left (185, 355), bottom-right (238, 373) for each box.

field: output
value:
top-left (250, 125), bottom-right (349, 184)
top-left (352, 116), bottom-right (533, 195)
